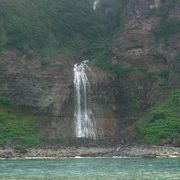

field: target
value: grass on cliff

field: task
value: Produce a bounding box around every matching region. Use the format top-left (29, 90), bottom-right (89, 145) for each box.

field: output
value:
top-left (137, 90), bottom-right (180, 144)
top-left (0, 96), bottom-right (41, 148)
top-left (92, 51), bottom-right (133, 77)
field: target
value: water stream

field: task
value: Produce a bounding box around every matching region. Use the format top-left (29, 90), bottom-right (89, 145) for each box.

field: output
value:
top-left (93, 0), bottom-right (100, 10)
top-left (73, 60), bottom-right (96, 139)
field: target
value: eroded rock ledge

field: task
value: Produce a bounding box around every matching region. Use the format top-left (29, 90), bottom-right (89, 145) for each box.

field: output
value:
top-left (0, 145), bottom-right (179, 160)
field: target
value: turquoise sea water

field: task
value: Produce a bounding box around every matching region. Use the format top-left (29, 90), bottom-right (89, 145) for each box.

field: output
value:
top-left (0, 157), bottom-right (179, 180)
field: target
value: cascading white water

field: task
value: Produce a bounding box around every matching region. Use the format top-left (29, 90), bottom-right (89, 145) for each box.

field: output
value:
top-left (93, 0), bottom-right (100, 10)
top-left (73, 60), bottom-right (96, 139)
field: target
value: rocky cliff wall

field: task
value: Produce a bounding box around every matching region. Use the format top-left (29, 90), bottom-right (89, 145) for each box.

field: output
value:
top-left (0, 0), bottom-right (179, 143)
top-left (0, 51), bottom-right (75, 116)
top-left (105, 0), bottom-right (180, 142)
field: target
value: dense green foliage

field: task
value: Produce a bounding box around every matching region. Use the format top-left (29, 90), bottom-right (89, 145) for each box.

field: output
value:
top-left (0, 0), bottom-right (131, 77)
top-left (0, 112), bottom-right (40, 147)
top-left (138, 90), bottom-right (180, 144)
top-left (0, 0), bottom-right (126, 56)
top-left (0, 96), bottom-right (41, 148)
top-left (0, 0), bottom-right (98, 52)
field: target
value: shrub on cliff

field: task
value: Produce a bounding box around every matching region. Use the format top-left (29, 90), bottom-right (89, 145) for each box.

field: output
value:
top-left (0, 111), bottom-right (40, 147)
top-left (0, 97), bottom-right (41, 148)
top-left (138, 90), bottom-right (180, 144)
top-left (0, 96), bottom-right (12, 107)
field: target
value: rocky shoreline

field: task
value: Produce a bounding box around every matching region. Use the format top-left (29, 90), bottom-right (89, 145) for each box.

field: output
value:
top-left (0, 145), bottom-right (179, 160)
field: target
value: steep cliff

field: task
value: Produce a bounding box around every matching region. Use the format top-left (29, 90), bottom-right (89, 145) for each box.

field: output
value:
top-left (0, 0), bottom-right (179, 147)
top-left (93, 0), bottom-right (180, 143)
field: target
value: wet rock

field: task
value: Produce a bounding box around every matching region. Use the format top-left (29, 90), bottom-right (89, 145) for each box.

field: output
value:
top-left (0, 151), bottom-right (14, 159)
top-left (14, 145), bottom-right (28, 154)
top-left (173, 138), bottom-right (180, 147)
top-left (142, 154), bottom-right (157, 159)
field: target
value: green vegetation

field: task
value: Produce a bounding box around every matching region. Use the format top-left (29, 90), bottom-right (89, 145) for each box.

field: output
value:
top-left (0, 0), bottom-right (101, 54)
top-left (158, 69), bottom-right (169, 91)
top-left (128, 95), bottom-right (142, 113)
top-left (138, 68), bottom-right (158, 83)
top-left (146, 0), bottom-right (180, 42)
top-left (102, 63), bottom-right (132, 77)
top-left (138, 90), bottom-right (180, 144)
top-left (0, 96), bottom-right (41, 148)
top-left (93, 52), bottom-right (133, 77)
top-left (0, 96), bottom-right (13, 107)
top-left (159, 69), bottom-right (169, 80)
top-left (0, 0), bottom-right (130, 77)
top-left (0, 0), bottom-right (126, 57)
top-left (155, 18), bottom-right (180, 41)
top-left (0, 112), bottom-right (40, 147)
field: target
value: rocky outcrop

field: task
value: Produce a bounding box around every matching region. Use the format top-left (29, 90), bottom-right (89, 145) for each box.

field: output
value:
top-left (1, 145), bottom-right (180, 159)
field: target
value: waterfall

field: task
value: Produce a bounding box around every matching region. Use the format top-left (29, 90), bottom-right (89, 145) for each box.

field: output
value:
top-left (73, 60), bottom-right (96, 139)
top-left (93, 0), bottom-right (100, 10)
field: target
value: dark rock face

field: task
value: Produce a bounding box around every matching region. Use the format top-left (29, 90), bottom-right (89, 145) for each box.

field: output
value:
top-left (0, 150), bottom-right (14, 159)
top-left (0, 51), bottom-right (74, 116)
